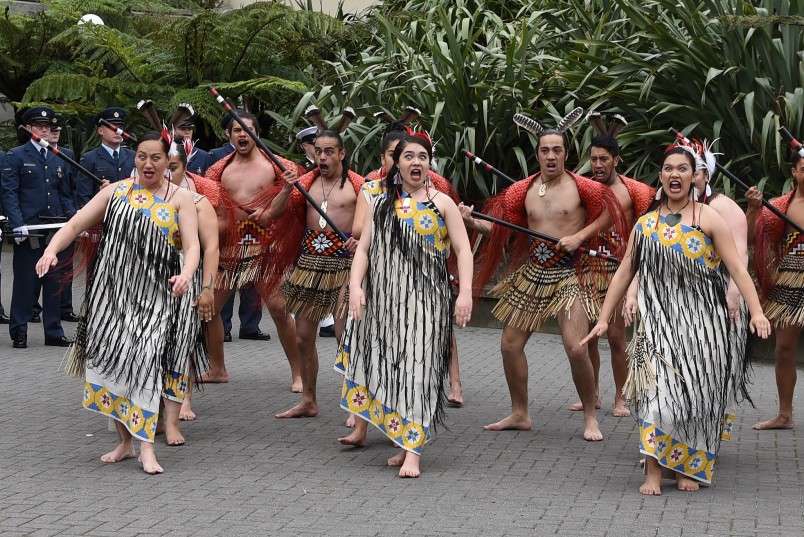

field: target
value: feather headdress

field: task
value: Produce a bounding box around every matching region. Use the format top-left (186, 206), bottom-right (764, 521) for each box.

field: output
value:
top-left (304, 105), bottom-right (356, 134)
top-left (514, 106), bottom-right (584, 137)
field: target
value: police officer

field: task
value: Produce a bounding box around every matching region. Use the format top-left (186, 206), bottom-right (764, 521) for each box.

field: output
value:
top-left (0, 107), bottom-right (76, 348)
top-left (203, 113), bottom-right (236, 171)
top-left (204, 112), bottom-right (267, 342)
top-left (295, 126), bottom-right (318, 174)
top-left (75, 107), bottom-right (134, 208)
top-left (46, 114), bottom-right (80, 322)
top-left (173, 113), bottom-right (209, 176)
top-left (0, 148), bottom-right (9, 324)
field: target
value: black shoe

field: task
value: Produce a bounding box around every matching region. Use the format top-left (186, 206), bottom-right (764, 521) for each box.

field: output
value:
top-left (223, 332), bottom-right (232, 343)
top-left (45, 336), bottom-right (74, 347)
top-left (61, 312), bottom-right (81, 322)
top-left (319, 325), bottom-right (336, 338)
top-left (12, 332), bottom-right (27, 349)
top-left (240, 330), bottom-right (271, 341)
top-left (0, 313), bottom-right (9, 324)
top-left (31, 313), bottom-right (41, 323)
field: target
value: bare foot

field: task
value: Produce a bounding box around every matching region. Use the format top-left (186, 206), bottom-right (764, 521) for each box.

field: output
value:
top-left (100, 443), bottom-right (136, 464)
top-left (290, 376), bottom-right (303, 393)
top-left (752, 415), bottom-right (794, 430)
top-left (447, 384), bottom-right (464, 407)
top-left (583, 418), bottom-right (603, 441)
top-left (200, 371), bottom-right (229, 383)
top-left (345, 414), bottom-right (356, 428)
top-left (640, 458), bottom-right (662, 495)
top-left (399, 452), bottom-right (421, 478)
top-left (337, 430), bottom-right (366, 447)
top-left (568, 399), bottom-right (602, 411)
top-left (612, 401), bottom-right (631, 417)
top-left (179, 401), bottom-right (196, 421)
top-left (165, 424), bottom-right (185, 447)
top-left (387, 450), bottom-right (406, 467)
top-left (275, 401), bottom-right (319, 419)
top-left (483, 414), bottom-right (532, 431)
top-left (676, 474), bottom-right (700, 492)
top-left (138, 451), bottom-right (164, 475)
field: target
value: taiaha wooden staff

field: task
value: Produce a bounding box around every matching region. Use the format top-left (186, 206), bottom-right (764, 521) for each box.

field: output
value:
top-left (461, 148), bottom-right (517, 185)
top-left (779, 127), bottom-right (804, 159)
top-left (20, 126), bottom-right (104, 186)
top-left (470, 212), bottom-right (620, 262)
top-left (207, 85), bottom-right (348, 242)
top-left (670, 127), bottom-right (804, 235)
top-left (98, 118), bottom-right (138, 144)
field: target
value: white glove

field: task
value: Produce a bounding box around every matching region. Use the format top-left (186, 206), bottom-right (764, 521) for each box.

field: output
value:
top-left (13, 226), bottom-right (28, 244)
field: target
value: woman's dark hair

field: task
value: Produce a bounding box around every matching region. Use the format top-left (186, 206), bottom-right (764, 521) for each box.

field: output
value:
top-left (135, 131), bottom-right (170, 154)
top-left (381, 122), bottom-right (410, 153)
top-left (374, 135), bottom-right (433, 237)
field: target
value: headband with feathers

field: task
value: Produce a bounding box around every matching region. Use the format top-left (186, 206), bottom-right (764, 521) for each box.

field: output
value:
top-left (304, 105), bottom-right (356, 134)
top-left (136, 99), bottom-right (178, 158)
top-left (514, 107), bottom-right (584, 137)
top-left (586, 111), bottom-right (628, 139)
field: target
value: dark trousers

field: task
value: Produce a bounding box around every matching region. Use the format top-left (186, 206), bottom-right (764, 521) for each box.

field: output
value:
top-left (9, 239), bottom-right (65, 340)
top-left (221, 283), bottom-right (262, 336)
top-left (0, 246), bottom-right (5, 316)
top-left (33, 242), bottom-right (74, 316)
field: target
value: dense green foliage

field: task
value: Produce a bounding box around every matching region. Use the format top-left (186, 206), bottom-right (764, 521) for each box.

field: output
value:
top-left (1, 0), bottom-right (802, 202)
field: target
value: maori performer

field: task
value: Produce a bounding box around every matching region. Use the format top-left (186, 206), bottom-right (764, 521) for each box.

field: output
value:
top-left (268, 105), bottom-right (362, 419)
top-left (355, 109), bottom-right (466, 407)
top-left (202, 111), bottom-right (301, 390)
top-left (464, 108), bottom-right (628, 441)
top-left (337, 134), bottom-right (473, 477)
top-left (582, 146), bottom-right (770, 494)
top-left (748, 146), bottom-right (804, 430)
top-left (36, 132), bottom-right (202, 474)
top-left (570, 113), bottom-right (655, 418)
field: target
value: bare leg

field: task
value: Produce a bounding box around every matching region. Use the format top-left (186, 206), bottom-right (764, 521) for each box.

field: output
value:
top-left (484, 324), bottom-right (533, 431)
top-left (607, 310), bottom-right (631, 417)
top-left (558, 302), bottom-right (602, 441)
top-left (398, 451), bottom-right (421, 478)
top-left (640, 456), bottom-right (662, 495)
top-left (180, 376), bottom-right (196, 421)
top-left (387, 450), bottom-right (406, 467)
top-left (100, 420), bottom-right (136, 463)
top-left (345, 414), bottom-right (356, 428)
top-left (138, 441), bottom-right (164, 475)
top-left (338, 417), bottom-right (368, 446)
top-left (570, 336), bottom-right (602, 411)
top-left (276, 314), bottom-right (319, 418)
top-left (754, 325), bottom-right (799, 430)
top-left (267, 294), bottom-right (302, 393)
top-left (201, 288), bottom-right (233, 383)
top-left (162, 398), bottom-right (184, 446)
top-left (447, 334), bottom-right (464, 407)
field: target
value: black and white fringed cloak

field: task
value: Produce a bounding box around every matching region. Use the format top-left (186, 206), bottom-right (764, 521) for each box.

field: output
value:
top-left (336, 196), bottom-right (452, 455)
top-left (625, 211), bottom-right (749, 484)
top-left (72, 183), bottom-right (205, 443)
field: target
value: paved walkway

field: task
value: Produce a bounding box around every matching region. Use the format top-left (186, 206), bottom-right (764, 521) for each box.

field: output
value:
top-left (1, 258), bottom-right (804, 536)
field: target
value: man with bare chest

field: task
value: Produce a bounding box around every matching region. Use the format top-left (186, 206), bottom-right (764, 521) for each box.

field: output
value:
top-left (570, 135), bottom-right (654, 418)
top-left (268, 130), bottom-right (363, 418)
top-left (464, 129), bottom-right (626, 441)
top-left (203, 113), bottom-right (301, 389)
top-left (747, 151), bottom-right (804, 430)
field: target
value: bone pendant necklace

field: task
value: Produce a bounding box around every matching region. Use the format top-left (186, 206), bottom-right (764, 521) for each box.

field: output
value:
top-left (319, 178), bottom-right (338, 229)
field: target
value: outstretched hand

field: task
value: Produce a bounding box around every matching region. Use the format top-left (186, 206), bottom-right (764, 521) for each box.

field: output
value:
top-left (454, 293), bottom-right (472, 328)
top-left (169, 274), bottom-right (190, 297)
top-left (36, 250), bottom-right (59, 278)
top-left (580, 321), bottom-right (608, 346)
top-left (749, 314), bottom-right (772, 339)
top-left (349, 286), bottom-right (365, 320)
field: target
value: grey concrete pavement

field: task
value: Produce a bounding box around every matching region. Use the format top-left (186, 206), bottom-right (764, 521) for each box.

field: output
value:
top-left (1, 250), bottom-right (804, 536)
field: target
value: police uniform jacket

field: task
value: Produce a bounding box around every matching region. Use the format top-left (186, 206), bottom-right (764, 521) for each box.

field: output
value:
top-left (204, 144), bottom-right (235, 170)
top-left (0, 151), bottom-right (6, 217)
top-left (1, 142), bottom-right (76, 230)
top-left (187, 147), bottom-right (209, 176)
top-left (76, 145), bottom-right (135, 207)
